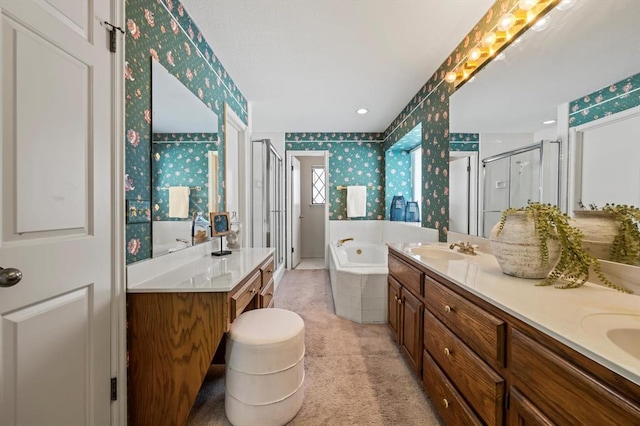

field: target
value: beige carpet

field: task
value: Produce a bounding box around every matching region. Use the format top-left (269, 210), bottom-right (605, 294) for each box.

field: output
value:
top-left (187, 269), bottom-right (442, 425)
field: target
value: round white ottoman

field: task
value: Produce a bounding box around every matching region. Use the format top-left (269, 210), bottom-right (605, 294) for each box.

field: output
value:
top-left (225, 308), bottom-right (305, 426)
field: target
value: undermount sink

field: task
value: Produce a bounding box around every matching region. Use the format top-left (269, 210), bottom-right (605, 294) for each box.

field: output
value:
top-left (409, 246), bottom-right (465, 261)
top-left (581, 313), bottom-right (640, 360)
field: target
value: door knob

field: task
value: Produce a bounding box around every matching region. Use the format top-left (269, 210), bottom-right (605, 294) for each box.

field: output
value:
top-left (0, 267), bottom-right (22, 288)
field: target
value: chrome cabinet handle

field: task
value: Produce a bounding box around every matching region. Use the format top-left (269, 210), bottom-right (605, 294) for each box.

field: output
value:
top-left (0, 267), bottom-right (22, 288)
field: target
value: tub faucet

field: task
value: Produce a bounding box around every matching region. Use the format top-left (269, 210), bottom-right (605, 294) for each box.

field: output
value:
top-left (449, 241), bottom-right (476, 255)
top-left (337, 238), bottom-right (354, 247)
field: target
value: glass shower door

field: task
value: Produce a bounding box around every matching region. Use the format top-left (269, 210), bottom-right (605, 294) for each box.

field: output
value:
top-left (482, 157), bottom-right (510, 237)
top-left (509, 149), bottom-right (541, 209)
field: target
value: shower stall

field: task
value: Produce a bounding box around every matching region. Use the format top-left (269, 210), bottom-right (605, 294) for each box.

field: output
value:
top-left (252, 139), bottom-right (285, 270)
top-left (481, 140), bottom-right (560, 237)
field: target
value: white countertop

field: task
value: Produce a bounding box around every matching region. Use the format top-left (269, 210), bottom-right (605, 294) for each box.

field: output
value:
top-left (388, 242), bottom-right (640, 386)
top-left (127, 248), bottom-right (274, 293)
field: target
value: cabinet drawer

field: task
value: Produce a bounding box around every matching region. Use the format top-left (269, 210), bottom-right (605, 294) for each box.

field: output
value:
top-left (424, 276), bottom-right (505, 366)
top-left (424, 309), bottom-right (504, 425)
top-left (260, 277), bottom-right (275, 308)
top-left (511, 329), bottom-right (640, 425)
top-left (260, 256), bottom-right (275, 287)
top-left (388, 254), bottom-right (423, 297)
top-left (422, 350), bottom-right (483, 426)
top-left (230, 270), bottom-right (261, 322)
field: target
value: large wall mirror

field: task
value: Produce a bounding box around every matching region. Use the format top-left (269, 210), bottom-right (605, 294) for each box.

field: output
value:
top-left (151, 60), bottom-right (223, 257)
top-left (450, 0), bottom-right (640, 241)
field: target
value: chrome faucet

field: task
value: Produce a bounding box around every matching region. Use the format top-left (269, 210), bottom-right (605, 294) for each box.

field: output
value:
top-left (449, 241), bottom-right (476, 255)
top-left (337, 237), bottom-right (354, 247)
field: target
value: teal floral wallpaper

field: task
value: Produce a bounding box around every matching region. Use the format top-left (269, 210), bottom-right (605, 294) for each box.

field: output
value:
top-left (285, 137), bottom-right (385, 220)
top-left (569, 72), bottom-right (640, 127)
top-left (385, 149), bottom-right (412, 217)
top-left (383, 0), bottom-right (527, 241)
top-left (125, 0), bottom-right (247, 264)
top-left (151, 141), bottom-right (214, 221)
top-left (385, 124), bottom-right (421, 217)
top-left (450, 132), bottom-right (479, 152)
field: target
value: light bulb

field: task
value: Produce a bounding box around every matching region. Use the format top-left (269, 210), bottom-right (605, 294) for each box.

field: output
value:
top-left (445, 71), bottom-right (457, 83)
top-left (482, 32), bottom-right (497, 47)
top-left (468, 48), bottom-right (482, 61)
top-left (518, 0), bottom-right (538, 11)
top-left (498, 13), bottom-right (516, 31)
top-left (356, 108), bottom-right (368, 115)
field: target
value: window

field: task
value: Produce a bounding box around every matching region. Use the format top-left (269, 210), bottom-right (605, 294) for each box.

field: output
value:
top-left (311, 166), bottom-right (326, 205)
top-left (411, 146), bottom-right (422, 203)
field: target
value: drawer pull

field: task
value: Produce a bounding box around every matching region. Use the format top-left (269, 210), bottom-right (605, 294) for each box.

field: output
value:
top-left (444, 305), bottom-right (452, 313)
top-left (268, 291), bottom-right (274, 296)
top-left (250, 288), bottom-right (256, 294)
top-left (443, 398), bottom-right (449, 408)
top-left (444, 347), bottom-right (451, 356)
top-left (397, 298), bottom-right (402, 305)
top-left (394, 295), bottom-right (398, 301)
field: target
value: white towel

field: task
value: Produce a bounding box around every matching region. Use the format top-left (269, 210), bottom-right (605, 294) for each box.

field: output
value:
top-left (168, 186), bottom-right (190, 218)
top-left (346, 185), bottom-right (367, 217)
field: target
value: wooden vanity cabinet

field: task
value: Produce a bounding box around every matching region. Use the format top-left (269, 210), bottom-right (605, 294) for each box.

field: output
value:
top-left (388, 247), bottom-right (640, 426)
top-left (388, 253), bottom-right (424, 374)
top-left (508, 388), bottom-right (553, 426)
top-left (259, 256), bottom-right (275, 308)
top-left (510, 328), bottom-right (640, 425)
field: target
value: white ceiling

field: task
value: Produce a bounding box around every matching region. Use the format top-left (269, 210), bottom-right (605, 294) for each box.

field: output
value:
top-left (180, 0), bottom-right (494, 133)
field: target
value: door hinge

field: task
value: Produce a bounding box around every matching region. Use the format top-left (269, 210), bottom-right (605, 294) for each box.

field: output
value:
top-left (291, 165), bottom-right (294, 171)
top-left (467, 166), bottom-right (471, 172)
top-left (111, 377), bottom-right (118, 401)
top-left (291, 247), bottom-right (295, 253)
top-left (104, 22), bottom-right (124, 53)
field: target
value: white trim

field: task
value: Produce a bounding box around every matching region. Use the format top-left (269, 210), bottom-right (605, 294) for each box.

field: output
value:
top-left (224, 102), bottom-right (250, 247)
top-left (568, 106), bottom-right (640, 213)
top-left (286, 150), bottom-right (329, 270)
top-left (111, 0), bottom-right (126, 423)
top-left (449, 151), bottom-right (479, 236)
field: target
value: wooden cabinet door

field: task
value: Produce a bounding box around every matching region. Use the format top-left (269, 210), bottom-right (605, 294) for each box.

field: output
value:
top-left (401, 288), bottom-right (424, 374)
top-left (509, 387), bottom-right (553, 426)
top-left (388, 277), bottom-right (401, 342)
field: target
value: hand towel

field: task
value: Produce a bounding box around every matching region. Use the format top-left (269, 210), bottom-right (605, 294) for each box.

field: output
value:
top-left (168, 186), bottom-right (190, 218)
top-left (346, 185), bottom-right (367, 217)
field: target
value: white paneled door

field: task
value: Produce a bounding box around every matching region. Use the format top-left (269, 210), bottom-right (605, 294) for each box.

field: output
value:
top-left (291, 157), bottom-right (301, 268)
top-left (1, 1), bottom-right (113, 425)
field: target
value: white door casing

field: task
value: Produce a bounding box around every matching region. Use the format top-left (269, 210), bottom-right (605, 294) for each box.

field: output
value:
top-left (292, 157), bottom-right (301, 268)
top-left (224, 103), bottom-right (248, 246)
top-left (1, 1), bottom-right (113, 425)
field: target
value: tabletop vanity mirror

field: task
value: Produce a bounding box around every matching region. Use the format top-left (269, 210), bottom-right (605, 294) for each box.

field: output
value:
top-left (449, 0), bottom-right (640, 242)
top-left (151, 59), bottom-right (223, 257)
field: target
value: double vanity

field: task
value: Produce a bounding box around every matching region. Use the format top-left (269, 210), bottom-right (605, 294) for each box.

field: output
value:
top-left (126, 247), bottom-right (275, 426)
top-left (387, 242), bottom-right (639, 424)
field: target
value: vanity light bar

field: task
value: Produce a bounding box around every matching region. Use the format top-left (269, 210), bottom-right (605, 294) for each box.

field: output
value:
top-left (444, 0), bottom-right (559, 88)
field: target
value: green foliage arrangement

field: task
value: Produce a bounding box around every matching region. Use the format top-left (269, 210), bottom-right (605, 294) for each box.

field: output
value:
top-left (497, 202), bottom-right (632, 293)
top-left (577, 201), bottom-right (640, 266)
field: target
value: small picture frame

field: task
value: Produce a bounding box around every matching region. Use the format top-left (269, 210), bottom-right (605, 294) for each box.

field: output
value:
top-left (210, 212), bottom-right (231, 236)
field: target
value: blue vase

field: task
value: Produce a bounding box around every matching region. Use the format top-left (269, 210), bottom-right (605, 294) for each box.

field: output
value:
top-left (405, 201), bottom-right (420, 222)
top-left (390, 195), bottom-right (406, 221)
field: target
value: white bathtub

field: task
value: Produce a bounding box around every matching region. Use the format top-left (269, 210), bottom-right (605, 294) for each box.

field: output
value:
top-left (328, 241), bottom-right (388, 324)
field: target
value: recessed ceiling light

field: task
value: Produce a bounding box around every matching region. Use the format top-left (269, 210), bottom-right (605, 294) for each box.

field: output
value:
top-left (356, 108), bottom-right (368, 115)
top-left (543, 119), bottom-right (556, 125)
